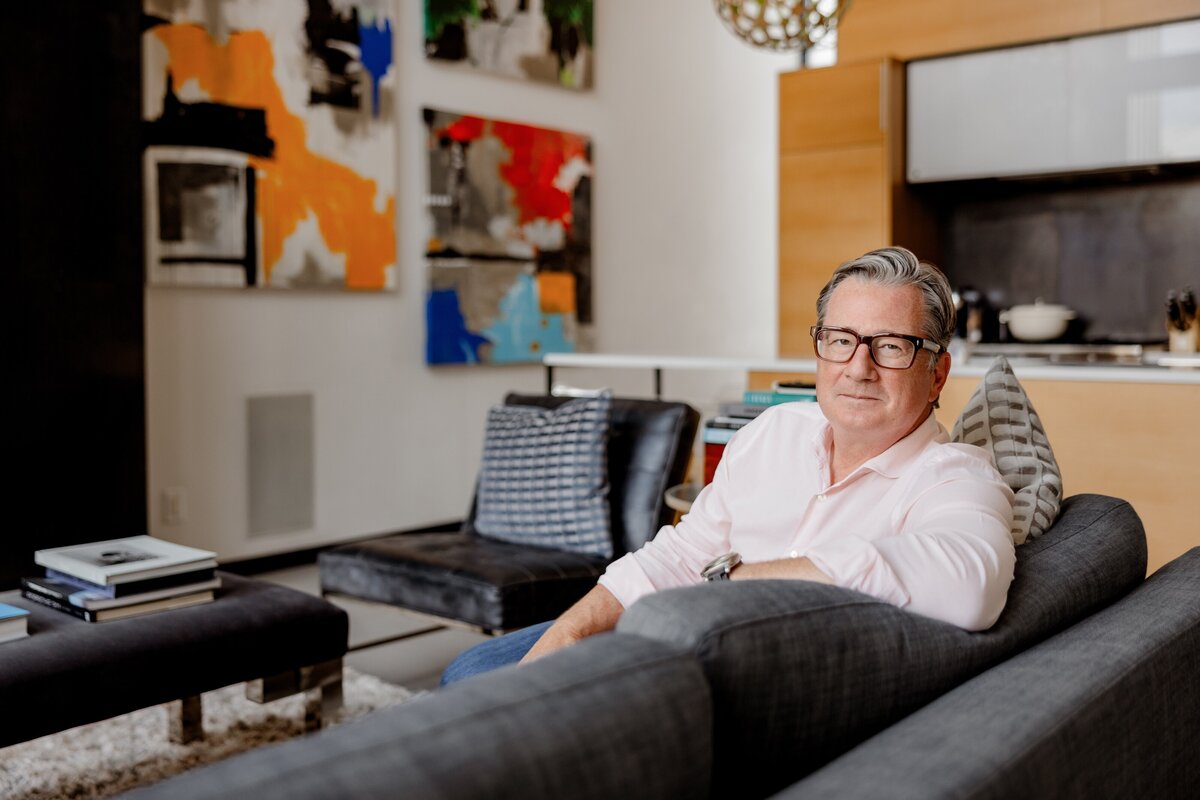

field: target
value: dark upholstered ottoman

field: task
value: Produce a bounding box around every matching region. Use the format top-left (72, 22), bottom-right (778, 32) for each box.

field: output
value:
top-left (0, 572), bottom-right (348, 748)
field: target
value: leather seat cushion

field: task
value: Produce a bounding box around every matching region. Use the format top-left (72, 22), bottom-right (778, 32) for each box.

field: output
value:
top-left (319, 533), bottom-right (608, 632)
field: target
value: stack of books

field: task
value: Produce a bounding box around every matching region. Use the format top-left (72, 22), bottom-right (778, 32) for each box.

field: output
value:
top-left (702, 381), bottom-right (819, 484)
top-left (0, 603), bottom-right (31, 643)
top-left (21, 536), bottom-right (220, 623)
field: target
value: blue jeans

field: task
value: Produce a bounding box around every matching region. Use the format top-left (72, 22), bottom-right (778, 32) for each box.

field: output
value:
top-left (440, 620), bottom-right (554, 686)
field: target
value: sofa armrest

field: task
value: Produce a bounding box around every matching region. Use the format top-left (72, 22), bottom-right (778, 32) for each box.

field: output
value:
top-left (779, 548), bottom-right (1200, 800)
top-left (617, 493), bottom-right (1146, 798)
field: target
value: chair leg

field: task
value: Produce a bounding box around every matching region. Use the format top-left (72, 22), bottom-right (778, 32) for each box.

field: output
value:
top-left (168, 694), bottom-right (204, 744)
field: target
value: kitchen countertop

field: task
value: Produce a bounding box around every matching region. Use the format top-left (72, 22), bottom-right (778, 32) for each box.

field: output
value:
top-left (952, 356), bottom-right (1199, 384)
top-left (543, 352), bottom-right (1200, 385)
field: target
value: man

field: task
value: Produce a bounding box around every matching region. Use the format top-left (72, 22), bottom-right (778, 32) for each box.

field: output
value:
top-left (441, 247), bottom-right (1015, 684)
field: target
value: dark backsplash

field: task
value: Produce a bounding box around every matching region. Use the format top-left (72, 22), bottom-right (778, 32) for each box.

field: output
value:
top-left (935, 176), bottom-right (1200, 343)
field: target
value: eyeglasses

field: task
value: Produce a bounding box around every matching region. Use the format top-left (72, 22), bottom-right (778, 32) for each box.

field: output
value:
top-left (810, 326), bottom-right (944, 370)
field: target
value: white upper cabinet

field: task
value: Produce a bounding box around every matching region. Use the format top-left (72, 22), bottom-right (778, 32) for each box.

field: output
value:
top-left (907, 19), bottom-right (1200, 183)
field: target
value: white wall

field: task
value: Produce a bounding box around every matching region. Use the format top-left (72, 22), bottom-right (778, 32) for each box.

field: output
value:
top-left (145, 0), bottom-right (797, 559)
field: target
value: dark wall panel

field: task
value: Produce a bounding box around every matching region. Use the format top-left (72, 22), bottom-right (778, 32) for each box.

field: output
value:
top-left (2, 0), bottom-right (146, 587)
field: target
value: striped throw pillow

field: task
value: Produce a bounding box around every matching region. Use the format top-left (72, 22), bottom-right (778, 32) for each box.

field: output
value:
top-left (474, 393), bottom-right (613, 558)
top-left (952, 356), bottom-right (1062, 545)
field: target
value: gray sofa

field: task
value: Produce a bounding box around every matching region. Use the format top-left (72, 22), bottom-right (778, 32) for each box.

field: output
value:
top-left (122, 495), bottom-right (1199, 799)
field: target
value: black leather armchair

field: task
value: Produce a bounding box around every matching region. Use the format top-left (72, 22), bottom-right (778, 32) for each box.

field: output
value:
top-left (318, 394), bottom-right (699, 636)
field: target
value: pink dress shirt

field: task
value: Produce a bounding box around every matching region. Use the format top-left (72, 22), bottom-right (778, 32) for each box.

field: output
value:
top-left (599, 402), bottom-right (1016, 631)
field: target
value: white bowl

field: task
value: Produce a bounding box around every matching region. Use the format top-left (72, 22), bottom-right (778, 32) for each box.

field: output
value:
top-left (1000, 302), bottom-right (1076, 341)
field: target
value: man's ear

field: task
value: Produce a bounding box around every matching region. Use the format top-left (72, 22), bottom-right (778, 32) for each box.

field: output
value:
top-left (929, 351), bottom-right (951, 404)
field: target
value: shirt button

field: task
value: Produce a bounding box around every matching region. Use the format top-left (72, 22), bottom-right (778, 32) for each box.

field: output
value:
top-left (790, 550), bottom-right (799, 559)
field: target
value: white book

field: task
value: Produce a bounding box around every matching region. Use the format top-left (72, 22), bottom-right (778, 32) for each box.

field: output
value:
top-left (34, 536), bottom-right (218, 587)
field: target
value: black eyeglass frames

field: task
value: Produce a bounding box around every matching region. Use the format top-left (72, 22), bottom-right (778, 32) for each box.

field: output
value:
top-left (809, 326), bottom-right (944, 370)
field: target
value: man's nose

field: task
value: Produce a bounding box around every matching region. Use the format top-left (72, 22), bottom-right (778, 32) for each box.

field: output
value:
top-left (844, 342), bottom-right (878, 378)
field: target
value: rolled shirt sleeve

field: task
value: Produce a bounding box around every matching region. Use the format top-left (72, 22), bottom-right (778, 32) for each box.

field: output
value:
top-left (806, 465), bottom-right (1016, 631)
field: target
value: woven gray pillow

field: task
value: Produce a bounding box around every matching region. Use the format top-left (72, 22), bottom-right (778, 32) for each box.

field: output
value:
top-left (474, 393), bottom-right (613, 558)
top-left (952, 356), bottom-right (1062, 544)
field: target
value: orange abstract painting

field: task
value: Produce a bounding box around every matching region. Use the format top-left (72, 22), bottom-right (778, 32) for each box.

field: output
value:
top-left (142, 1), bottom-right (395, 290)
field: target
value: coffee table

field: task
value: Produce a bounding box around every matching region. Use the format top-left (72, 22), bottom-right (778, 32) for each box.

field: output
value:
top-left (0, 572), bottom-right (348, 748)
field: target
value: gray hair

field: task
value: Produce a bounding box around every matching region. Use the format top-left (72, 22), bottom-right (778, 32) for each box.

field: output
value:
top-left (816, 247), bottom-right (957, 362)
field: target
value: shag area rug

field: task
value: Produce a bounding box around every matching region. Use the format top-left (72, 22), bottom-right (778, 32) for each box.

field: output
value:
top-left (0, 667), bottom-right (417, 800)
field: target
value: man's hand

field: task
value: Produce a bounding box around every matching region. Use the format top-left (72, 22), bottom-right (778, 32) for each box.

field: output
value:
top-left (730, 555), bottom-right (834, 584)
top-left (519, 584), bottom-right (624, 664)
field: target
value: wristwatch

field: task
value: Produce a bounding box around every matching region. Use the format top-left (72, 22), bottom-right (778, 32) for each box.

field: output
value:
top-left (701, 552), bottom-right (742, 582)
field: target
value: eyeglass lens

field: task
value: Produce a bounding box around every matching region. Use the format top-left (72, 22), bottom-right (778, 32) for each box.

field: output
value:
top-left (815, 329), bottom-right (916, 368)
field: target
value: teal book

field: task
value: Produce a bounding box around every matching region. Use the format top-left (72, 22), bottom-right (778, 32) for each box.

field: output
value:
top-left (742, 390), bottom-right (818, 406)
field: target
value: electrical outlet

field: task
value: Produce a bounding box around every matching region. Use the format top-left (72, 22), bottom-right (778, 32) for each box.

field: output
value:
top-left (162, 487), bottom-right (187, 525)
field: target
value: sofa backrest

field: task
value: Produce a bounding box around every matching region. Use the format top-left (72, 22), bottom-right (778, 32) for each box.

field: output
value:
top-left (616, 494), bottom-right (1147, 798)
top-left (469, 394), bottom-right (699, 558)
top-left (779, 547), bottom-right (1200, 800)
top-left (120, 632), bottom-right (713, 800)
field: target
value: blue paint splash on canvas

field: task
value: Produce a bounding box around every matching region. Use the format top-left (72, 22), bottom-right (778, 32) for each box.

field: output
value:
top-left (483, 273), bottom-right (573, 363)
top-left (426, 288), bottom-right (490, 364)
top-left (359, 16), bottom-right (393, 118)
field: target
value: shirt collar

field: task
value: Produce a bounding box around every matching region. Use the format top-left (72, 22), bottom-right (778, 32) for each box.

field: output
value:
top-left (812, 408), bottom-right (948, 484)
top-left (862, 411), bottom-right (947, 479)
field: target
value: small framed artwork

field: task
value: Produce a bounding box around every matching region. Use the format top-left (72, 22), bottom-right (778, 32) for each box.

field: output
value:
top-left (424, 0), bottom-right (593, 91)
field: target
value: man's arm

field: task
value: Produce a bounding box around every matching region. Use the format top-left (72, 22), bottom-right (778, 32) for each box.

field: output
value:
top-left (805, 473), bottom-right (1015, 631)
top-left (519, 584), bottom-right (624, 664)
top-left (730, 556), bottom-right (833, 584)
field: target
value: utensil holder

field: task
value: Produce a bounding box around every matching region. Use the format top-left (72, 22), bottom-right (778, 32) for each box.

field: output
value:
top-left (1168, 323), bottom-right (1198, 354)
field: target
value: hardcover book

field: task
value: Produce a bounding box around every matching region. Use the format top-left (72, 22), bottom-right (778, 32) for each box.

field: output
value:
top-left (19, 588), bottom-right (215, 622)
top-left (34, 536), bottom-right (217, 586)
top-left (0, 602), bottom-right (31, 644)
top-left (743, 390), bottom-right (819, 406)
top-left (42, 566), bottom-right (218, 598)
top-left (22, 575), bottom-right (222, 611)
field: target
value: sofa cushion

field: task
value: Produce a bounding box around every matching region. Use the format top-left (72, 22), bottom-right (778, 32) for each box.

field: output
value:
top-left (119, 632), bottom-right (713, 800)
top-left (474, 392), bottom-right (613, 558)
top-left (617, 494), bottom-right (1146, 798)
top-left (952, 355), bottom-right (1062, 544)
top-left (779, 547), bottom-right (1200, 800)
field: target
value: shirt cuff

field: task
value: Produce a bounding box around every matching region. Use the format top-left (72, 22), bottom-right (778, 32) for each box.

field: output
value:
top-left (598, 553), bottom-right (660, 610)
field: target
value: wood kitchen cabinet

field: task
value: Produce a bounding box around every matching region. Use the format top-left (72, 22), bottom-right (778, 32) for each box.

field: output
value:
top-left (778, 59), bottom-right (936, 357)
top-left (935, 377), bottom-right (1198, 576)
top-left (835, 0), bottom-right (1196, 63)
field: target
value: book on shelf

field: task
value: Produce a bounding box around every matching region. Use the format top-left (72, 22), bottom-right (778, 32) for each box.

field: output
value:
top-left (34, 536), bottom-right (217, 587)
top-left (717, 402), bottom-right (770, 419)
top-left (702, 426), bottom-right (738, 445)
top-left (42, 566), bottom-right (218, 599)
top-left (706, 415), bottom-right (753, 430)
top-left (0, 602), bottom-right (31, 644)
top-left (19, 588), bottom-right (215, 623)
top-left (22, 574), bottom-right (221, 612)
top-left (772, 380), bottom-right (816, 393)
top-left (743, 390), bottom-right (818, 406)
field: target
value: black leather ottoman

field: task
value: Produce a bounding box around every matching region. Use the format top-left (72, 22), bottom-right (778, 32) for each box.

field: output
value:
top-left (0, 572), bottom-right (348, 748)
